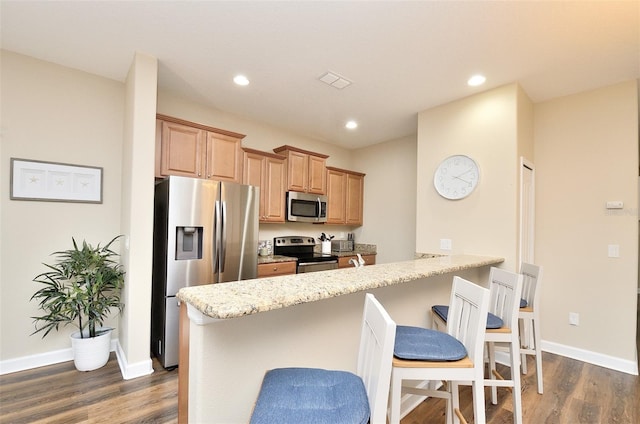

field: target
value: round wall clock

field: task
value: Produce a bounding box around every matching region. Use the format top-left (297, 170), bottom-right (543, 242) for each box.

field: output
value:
top-left (433, 155), bottom-right (479, 200)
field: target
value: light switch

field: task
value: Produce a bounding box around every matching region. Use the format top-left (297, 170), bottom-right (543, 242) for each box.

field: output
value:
top-left (606, 201), bottom-right (624, 209)
top-left (440, 239), bottom-right (452, 251)
top-left (608, 244), bottom-right (620, 258)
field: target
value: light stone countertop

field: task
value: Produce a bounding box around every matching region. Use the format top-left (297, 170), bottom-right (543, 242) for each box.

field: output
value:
top-left (177, 254), bottom-right (504, 321)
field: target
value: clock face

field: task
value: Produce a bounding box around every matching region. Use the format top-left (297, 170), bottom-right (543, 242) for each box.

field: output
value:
top-left (433, 155), bottom-right (479, 200)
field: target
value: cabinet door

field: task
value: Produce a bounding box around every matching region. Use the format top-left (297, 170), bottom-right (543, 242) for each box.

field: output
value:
top-left (326, 168), bottom-right (346, 224)
top-left (205, 132), bottom-right (241, 182)
top-left (160, 121), bottom-right (205, 178)
top-left (338, 254), bottom-right (376, 268)
top-left (345, 173), bottom-right (364, 226)
top-left (243, 151), bottom-right (266, 218)
top-left (263, 156), bottom-right (286, 222)
top-left (257, 261), bottom-right (296, 277)
top-left (286, 150), bottom-right (308, 192)
top-left (307, 155), bottom-right (327, 194)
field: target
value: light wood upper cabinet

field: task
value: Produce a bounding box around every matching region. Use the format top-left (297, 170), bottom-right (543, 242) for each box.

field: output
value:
top-left (345, 171), bottom-right (364, 226)
top-left (326, 166), bottom-right (365, 226)
top-left (326, 168), bottom-right (346, 224)
top-left (243, 148), bottom-right (287, 223)
top-left (156, 114), bottom-right (245, 183)
top-left (205, 132), bottom-right (242, 182)
top-left (159, 120), bottom-right (205, 178)
top-left (273, 145), bottom-right (328, 194)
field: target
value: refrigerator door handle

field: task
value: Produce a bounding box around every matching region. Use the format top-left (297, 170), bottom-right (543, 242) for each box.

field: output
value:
top-left (220, 201), bottom-right (227, 273)
top-left (214, 200), bottom-right (222, 274)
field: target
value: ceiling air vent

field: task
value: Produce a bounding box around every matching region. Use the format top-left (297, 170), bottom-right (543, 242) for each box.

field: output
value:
top-left (318, 71), bottom-right (352, 89)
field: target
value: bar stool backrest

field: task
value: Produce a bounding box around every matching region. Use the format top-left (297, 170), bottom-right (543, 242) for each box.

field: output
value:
top-left (446, 276), bottom-right (491, 368)
top-left (357, 293), bottom-right (397, 424)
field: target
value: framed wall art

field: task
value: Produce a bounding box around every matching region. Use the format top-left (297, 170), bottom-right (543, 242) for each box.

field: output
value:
top-left (10, 158), bottom-right (103, 203)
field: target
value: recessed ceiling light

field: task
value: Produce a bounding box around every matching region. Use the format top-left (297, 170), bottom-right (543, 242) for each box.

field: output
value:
top-left (345, 120), bottom-right (358, 130)
top-left (467, 74), bottom-right (486, 87)
top-left (233, 75), bottom-right (250, 86)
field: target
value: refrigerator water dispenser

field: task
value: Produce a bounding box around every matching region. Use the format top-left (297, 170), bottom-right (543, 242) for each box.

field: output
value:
top-left (176, 226), bottom-right (203, 260)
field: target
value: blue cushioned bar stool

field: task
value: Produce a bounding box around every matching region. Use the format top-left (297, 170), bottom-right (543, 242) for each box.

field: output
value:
top-left (250, 293), bottom-right (396, 424)
top-left (431, 267), bottom-right (524, 424)
top-left (389, 276), bottom-right (490, 424)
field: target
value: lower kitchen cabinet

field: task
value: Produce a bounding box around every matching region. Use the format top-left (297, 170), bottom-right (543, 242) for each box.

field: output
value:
top-left (258, 261), bottom-right (297, 278)
top-left (337, 254), bottom-right (376, 269)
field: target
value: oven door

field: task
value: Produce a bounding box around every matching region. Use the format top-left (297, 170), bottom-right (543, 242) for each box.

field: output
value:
top-left (287, 192), bottom-right (327, 223)
top-left (297, 260), bottom-right (338, 273)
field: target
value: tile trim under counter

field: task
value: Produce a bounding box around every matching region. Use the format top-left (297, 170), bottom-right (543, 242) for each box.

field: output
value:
top-left (178, 254), bottom-right (504, 323)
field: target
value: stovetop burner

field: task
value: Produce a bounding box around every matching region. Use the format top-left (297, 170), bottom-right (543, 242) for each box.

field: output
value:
top-left (273, 236), bottom-right (337, 262)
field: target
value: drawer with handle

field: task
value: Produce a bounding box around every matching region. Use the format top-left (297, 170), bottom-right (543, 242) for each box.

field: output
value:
top-left (258, 261), bottom-right (297, 278)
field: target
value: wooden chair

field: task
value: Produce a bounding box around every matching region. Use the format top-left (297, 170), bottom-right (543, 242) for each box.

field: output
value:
top-left (249, 293), bottom-right (396, 424)
top-left (431, 267), bottom-right (524, 424)
top-left (390, 276), bottom-right (490, 424)
top-left (519, 262), bottom-right (543, 394)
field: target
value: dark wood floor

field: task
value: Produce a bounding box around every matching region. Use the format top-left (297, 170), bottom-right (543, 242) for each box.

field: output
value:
top-left (1, 299), bottom-right (638, 423)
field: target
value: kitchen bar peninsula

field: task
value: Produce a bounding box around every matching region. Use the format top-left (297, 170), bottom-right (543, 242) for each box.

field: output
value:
top-left (177, 254), bottom-right (503, 423)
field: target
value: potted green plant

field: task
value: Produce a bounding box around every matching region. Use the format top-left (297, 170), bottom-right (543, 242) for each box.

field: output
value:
top-left (30, 235), bottom-right (125, 371)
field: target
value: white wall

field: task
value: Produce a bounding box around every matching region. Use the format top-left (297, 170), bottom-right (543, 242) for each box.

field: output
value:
top-left (352, 135), bottom-right (417, 263)
top-left (0, 51), bottom-right (125, 362)
top-left (534, 80), bottom-right (638, 368)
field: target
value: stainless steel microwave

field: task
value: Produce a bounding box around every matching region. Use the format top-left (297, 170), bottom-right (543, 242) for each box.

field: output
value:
top-left (286, 192), bottom-right (328, 223)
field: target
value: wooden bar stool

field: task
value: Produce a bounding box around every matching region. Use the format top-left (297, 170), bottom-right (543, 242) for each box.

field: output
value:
top-left (249, 293), bottom-right (396, 424)
top-left (389, 276), bottom-right (490, 424)
top-left (431, 267), bottom-right (524, 424)
top-left (519, 262), bottom-right (543, 394)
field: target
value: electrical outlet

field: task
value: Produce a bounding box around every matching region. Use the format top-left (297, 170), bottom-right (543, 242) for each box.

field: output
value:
top-left (440, 239), bottom-right (452, 251)
top-left (569, 312), bottom-right (579, 326)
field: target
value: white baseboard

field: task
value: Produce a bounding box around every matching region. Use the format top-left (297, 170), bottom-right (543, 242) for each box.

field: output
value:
top-left (494, 339), bottom-right (639, 376)
top-left (1, 338), bottom-right (155, 379)
top-left (115, 339), bottom-right (154, 380)
top-left (0, 339), bottom-right (118, 375)
top-left (541, 340), bottom-right (638, 376)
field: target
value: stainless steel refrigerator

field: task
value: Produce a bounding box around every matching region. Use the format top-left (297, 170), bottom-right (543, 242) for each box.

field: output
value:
top-left (151, 176), bottom-right (259, 368)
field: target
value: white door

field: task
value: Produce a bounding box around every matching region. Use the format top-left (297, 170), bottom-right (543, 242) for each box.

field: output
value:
top-left (519, 158), bottom-right (535, 264)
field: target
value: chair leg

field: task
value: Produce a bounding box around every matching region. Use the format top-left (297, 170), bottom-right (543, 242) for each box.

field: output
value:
top-left (510, 339), bottom-right (523, 424)
top-left (471, 380), bottom-right (486, 424)
top-left (533, 318), bottom-right (544, 394)
top-left (389, 372), bottom-right (402, 424)
top-left (448, 381), bottom-right (458, 424)
top-left (519, 317), bottom-right (529, 375)
top-left (487, 342), bottom-right (498, 404)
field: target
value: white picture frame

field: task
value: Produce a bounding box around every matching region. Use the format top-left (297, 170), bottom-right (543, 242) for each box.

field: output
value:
top-left (10, 158), bottom-right (103, 203)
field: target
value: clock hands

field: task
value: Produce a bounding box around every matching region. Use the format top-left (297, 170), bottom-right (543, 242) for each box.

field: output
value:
top-left (451, 168), bottom-right (474, 185)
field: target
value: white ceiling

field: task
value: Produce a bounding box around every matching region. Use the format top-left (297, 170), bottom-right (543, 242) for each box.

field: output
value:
top-left (1, 1), bottom-right (639, 149)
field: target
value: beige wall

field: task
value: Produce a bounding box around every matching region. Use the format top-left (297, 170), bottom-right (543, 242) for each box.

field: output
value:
top-left (352, 135), bottom-right (418, 263)
top-left (118, 53), bottom-right (158, 377)
top-left (416, 83), bottom-right (525, 271)
top-left (0, 51), bottom-right (125, 361)
top-left (534, 80), bottom-right (638, 363)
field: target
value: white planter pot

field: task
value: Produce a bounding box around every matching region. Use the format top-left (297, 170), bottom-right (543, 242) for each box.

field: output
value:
top-left (70, 328), bottom-right (112, 371)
